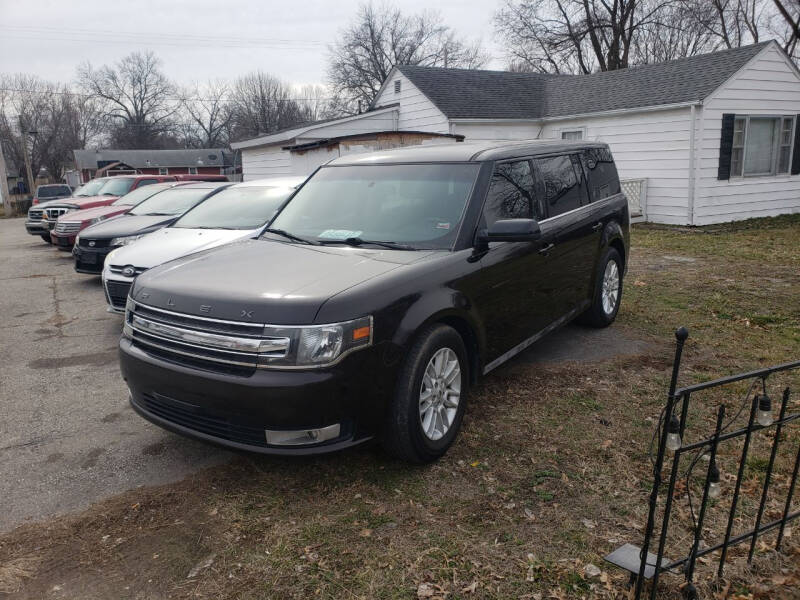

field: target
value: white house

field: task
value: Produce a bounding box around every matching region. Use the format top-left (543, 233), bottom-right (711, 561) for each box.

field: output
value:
top-left (232, 41), bottom-right (800, 225)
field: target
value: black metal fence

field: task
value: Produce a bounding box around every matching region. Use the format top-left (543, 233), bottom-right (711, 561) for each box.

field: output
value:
top-left (605, 327), bottom-right (800, 599)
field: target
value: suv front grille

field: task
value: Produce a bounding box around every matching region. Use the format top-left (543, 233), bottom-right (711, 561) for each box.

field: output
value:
top-left (28, 209), bottom-right (43, 220)
top-left (45, 208), bottom-right (70, 220)
top-left (124, 302), bottom-right (286, 377)
top-left (55, 221), bottom-right (82, 234)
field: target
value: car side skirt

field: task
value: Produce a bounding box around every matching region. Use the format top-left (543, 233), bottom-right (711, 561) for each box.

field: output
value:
top-left (482, 301), bottom-right (589, 375)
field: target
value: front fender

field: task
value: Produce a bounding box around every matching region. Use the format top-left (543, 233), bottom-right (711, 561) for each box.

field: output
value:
top-left (386, 286), bottom-right (485, 373)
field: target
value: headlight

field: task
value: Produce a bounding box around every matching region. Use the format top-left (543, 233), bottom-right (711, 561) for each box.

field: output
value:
top-left (110, 234), bottom-right (145, 247)
top-left (260, 316), bottom-right (373, 368)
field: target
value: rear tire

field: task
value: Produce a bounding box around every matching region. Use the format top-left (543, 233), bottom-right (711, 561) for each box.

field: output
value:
top-left (578, 247), bottom-right (623, 328)
top-left (382, 324), bottom-right (468, 463)
top-left (40, 234), bottom-right (52, 244)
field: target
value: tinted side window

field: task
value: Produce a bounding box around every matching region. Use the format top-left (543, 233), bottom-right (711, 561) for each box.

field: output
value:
top-left (584, 147), bottom-right (620, 201)
top-left (534, 154), bottom-right (586, 217)
top-left (137, 179), bottom-right (158, 187)
top-left (483, 160), bottom-right (544, 226)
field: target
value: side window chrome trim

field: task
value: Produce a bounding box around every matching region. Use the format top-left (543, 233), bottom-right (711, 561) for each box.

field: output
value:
top-left (538, 192), bottom-right (623, 224)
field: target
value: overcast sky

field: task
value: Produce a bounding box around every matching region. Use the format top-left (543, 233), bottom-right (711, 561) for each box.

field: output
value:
top-left (0, 0), bottom-right (502, 88)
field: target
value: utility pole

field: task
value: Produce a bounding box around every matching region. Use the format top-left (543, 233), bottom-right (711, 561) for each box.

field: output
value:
top-left (0, 141), bottom-right (11, 217)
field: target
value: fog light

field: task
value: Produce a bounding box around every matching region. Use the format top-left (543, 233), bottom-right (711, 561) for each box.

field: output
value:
top-left (265, 423), bottom-right (341, 446)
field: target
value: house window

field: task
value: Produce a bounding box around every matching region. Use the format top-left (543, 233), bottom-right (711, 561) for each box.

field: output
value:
top-left (730, 115), bottom-right (795, 177)
top-left (394, 80), bottom-right (401, 94)
top-left (561, 129), bottom-right (584, 141)
top-left (188, 167), bottom-right (198, 175)
top-left (158, 167), bottom-right (168, 175)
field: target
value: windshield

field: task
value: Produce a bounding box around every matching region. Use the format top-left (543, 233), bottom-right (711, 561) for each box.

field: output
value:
top-left (111, 183), bottom-right (174, 206)
top-left (173, 185), bottom-right (295, 230)
top-left (73, 179), bottom-right (106, 197)
top-left (128, 187), bottom-right (216, 216)
top-left (37, 185), bottom-right (71, 198)
top-left (267, 164), bottom-right (479, 249)
top-left (99, 177), bottom-right (135, 196)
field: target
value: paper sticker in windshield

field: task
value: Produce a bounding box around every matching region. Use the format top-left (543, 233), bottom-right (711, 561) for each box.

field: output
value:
top-left (436, 222), bottom-right (450, 230)
top-left (319, 229), bottom-right (363, 239)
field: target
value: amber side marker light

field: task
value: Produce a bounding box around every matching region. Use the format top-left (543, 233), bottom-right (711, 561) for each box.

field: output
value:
top-left (352, 326), bottom-right (371, 341)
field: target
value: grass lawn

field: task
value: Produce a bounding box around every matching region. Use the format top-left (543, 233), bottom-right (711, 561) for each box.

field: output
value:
top-left (1, 215), bottom-right (799, 599)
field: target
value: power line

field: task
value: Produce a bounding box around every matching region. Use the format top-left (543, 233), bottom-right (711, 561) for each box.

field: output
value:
top-left (0, 88), bottom-right (334, 102)
top-left (0, 26), bottom-right (328, 50)
top-left (1, 24), bottom-right (328, 45)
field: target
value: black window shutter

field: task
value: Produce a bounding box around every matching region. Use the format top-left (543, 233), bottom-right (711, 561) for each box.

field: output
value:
top-left (718, 113), bottom-right (735, 180)
top-left (791, 115), bottom-right (800, 175)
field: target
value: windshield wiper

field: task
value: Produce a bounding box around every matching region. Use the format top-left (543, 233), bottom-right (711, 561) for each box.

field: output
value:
top-left (144, 212), bottom-right (174, 216)
top-left (262, 228), bottom-right (319, 245)
top-left (319, 237), bottom-right (415, 250)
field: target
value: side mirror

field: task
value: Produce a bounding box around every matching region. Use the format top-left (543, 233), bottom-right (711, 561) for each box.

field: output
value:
top-left (479, 218), bottom-right (542, 244)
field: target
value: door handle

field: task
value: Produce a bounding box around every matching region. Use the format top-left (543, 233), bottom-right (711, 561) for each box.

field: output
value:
top-left (538, 242), bottom-right (555, 255)
top-left (591, 221), bottom-right (603, 231)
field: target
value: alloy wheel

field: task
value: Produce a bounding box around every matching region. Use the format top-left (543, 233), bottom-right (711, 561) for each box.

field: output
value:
top-left (419, 347), bottom-right (461, 441)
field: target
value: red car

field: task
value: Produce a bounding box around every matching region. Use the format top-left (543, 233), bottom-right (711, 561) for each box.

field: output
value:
top-left (49, 175), bottom-right (177, 249)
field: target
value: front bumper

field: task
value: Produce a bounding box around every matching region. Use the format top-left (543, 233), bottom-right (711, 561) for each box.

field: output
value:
top-left (25, 221), bottom-right (47, 235)
top-left (74, 243), bottom-right (115, 274)
top-left (119, 337), bottom-right (388, 455)
top-left (50, 231), bottom-right (76, 250)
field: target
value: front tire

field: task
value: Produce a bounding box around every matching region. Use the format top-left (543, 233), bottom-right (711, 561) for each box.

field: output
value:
top-left (579, 247), bottom-right (623, 328)
top-left (40, 234), bottom-right (52, 244)
top-left (382, 324), bottom-right (468, 463)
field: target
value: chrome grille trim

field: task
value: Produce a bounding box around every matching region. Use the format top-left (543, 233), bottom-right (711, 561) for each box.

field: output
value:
top-left (109, 264), bottom-right (147, 276)
top-left (126, 301), bottom-right (289, 371)
top-left (45, 208), bottom-right (70, 220)
top-left (130, 300), bottom-right (265, 332)
top-left (55, 221), bottom-right (82, 234)
top-left (130, 314), bottom-right (288, 355)
top-left (126, 327), bottom-right (261, 369)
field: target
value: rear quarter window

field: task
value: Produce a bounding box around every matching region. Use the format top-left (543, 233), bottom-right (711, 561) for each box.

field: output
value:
top-left (583, 147), bottom-right (620, 201)
top-left (533, 154), bottom-right (587, 217)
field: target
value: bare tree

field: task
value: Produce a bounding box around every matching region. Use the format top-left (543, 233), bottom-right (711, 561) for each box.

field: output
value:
top-left (328, 2), bottom-right (487, 112)
top-left (0, 75), bottom-right (53, 191)
top-left (771, 0), bottom-right (800, 57)
top-left (179, 80), bottom-right (233, 148)
top-left (495, 0), bottom-right (673, 74)
top-left (0, 75), bottom-right (105, 190)
top-left (77, 51), bottom-right (177, 148)
top-left (228, 72), bottom-right (313, 141)
top-left (294, 84), bottom-right (336, 122)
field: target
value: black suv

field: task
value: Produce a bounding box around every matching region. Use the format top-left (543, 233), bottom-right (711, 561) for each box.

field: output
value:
top-left (119, 141), bottom-right (629, 463)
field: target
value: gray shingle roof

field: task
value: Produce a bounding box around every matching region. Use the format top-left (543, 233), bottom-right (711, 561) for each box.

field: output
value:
top-left (396, 42), bottom-right (772, 120)
top-left (73, 148), bottom-right (231, 170)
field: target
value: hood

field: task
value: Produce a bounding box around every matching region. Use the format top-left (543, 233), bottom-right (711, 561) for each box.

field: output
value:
top-left (133, 238), bottom-right (431, 324)
top-left (45, 195), bottom-right (119, 211)
top-left (106, 227), bottom-right (256, 270)
top-left (62, 203), bottom-right (132, 224)
top-left (79, 214), bottom-right (178, 240)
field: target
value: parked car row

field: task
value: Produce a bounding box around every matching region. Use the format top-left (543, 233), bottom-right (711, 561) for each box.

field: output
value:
top-left (24, 174), bottom-right (228, 245)
top-left (27, 141), bottom-right (630, 463)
